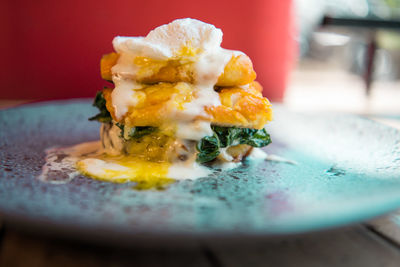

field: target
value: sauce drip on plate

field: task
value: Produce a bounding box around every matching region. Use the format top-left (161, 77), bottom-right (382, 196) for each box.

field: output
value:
top-left (38, 141), bottom-right (174, 190)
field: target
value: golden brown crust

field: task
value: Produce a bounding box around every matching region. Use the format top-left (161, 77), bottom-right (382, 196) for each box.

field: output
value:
top-left (103, 82), bottom-right (272, 129)
top-left (217, 55), bottom-right (256, 86)
top-left (100, 53), bottom-right (119, 81)
top-left (140, 62), bottom-right (194, 84)
top-left (205, 103), bottom-right (271, 129)
top-left (103, 82), bottom-right (195, 125)
top-left (100, 53), bottom-right (256, 86)
top-left (205, 82), bottom-right (272, 129)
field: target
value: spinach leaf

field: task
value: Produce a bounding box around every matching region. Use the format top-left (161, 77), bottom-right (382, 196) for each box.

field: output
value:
top-left (239, 128), bottom-right (271, 147)
top-left (128, 126), bottom-right (157, 139)
top-left (210, 126), bottom-right (240, 147)
top-left (196, 126), bottom-right (272, 163)
top-left (88, 91), bottom-right (112, 123)
top-left (116, 123), bottom-right (157, 140)
top-left (196, 134), bottom-right (220, 163)
top-left (211, 126), bottom-right (271, 148)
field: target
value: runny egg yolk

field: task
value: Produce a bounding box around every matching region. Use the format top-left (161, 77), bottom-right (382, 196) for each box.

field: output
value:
top-left (76, 155), bottom-right (174, 190)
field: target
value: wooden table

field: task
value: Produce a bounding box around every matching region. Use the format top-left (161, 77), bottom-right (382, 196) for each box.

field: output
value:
top-left (1, 100), bottom-right (400, 267)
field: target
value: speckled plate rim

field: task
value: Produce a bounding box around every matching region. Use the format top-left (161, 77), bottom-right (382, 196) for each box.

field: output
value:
top-left (2, 197), bottom-right (399, 247)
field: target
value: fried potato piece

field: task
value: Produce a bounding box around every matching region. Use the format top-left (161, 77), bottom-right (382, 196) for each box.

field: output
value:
top-left (139, 61), bottom-right (194, 84)
top-left (101, 53), bottom-right (119, 81)
top-left (217, 55), bottom-right (256, 86)
top-left (103, 82), bottom-right (194, 126)
top-left (102, 87), bottom-right (115, 118)
top-left (103, 82), bottom-right (272, 129)
top-left (217, 144), bottom-right (253, 162)
top-left (100, 53), bottom-right (256, 86)
top-left (205, 82), bottom-right (272, 129)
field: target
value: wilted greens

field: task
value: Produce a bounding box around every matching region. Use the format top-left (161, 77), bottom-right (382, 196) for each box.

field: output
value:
top-left (196, 126), bottom-right (271, 163)
top-left (88, 91), bottom-right (112, 123)
top-left (89, 91), bottom-right (271, 164)
top-left (116, 123), bottom-right (157, 140)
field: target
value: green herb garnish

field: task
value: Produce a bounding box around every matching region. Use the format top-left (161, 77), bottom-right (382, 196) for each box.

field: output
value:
top-left (196, 133), bottom-right (221, 163)
top-left (116, 123), bottom-right (157, 140)
top-left (88, 91), bottom-right (112, 123)
top-left (196, 126), bottom-right (271, 163)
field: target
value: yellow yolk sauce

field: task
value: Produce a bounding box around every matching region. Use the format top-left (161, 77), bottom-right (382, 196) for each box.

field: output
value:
top-left (77, 155), bottom-right (174, 190)
top-left (37, 141), bottom-right (175, 190)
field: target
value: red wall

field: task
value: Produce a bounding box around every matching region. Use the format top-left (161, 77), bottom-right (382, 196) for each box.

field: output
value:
top-left (1, 0), bottom-right (295, 101)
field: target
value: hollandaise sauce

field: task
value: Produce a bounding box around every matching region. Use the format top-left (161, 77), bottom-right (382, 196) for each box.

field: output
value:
top-left (37, 140), bottom-right (210, 190)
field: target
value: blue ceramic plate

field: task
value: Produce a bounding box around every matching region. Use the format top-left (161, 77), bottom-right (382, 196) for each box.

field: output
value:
top-left (1, 99), bottom-right (400, 242)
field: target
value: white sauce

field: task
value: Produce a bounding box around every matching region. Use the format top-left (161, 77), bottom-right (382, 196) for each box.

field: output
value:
top-left (110, 18), bottom-right (238, 140)
top-left (176, 120), bottom-right (213, 140)
top-left (265, 154), bottom-right (298, 165)
top-left (180, 47), bottom-right (232, 124)
top-left (246, 148), bottom-right (297, 165)
top-left (38, 140), bottom-right (293, 185)
top-left (79, 158), bottom-right (131, 179)
top-left (212, 161), bottom-right (242, 171)
top-left (168, 161), bottom-right (212, 180)
top-left (112, 18), bottom-right (223, 60)
top-left (111, 78), bottom-right (143, 120)
top-left (247, 148), bottom-right (269, 160)
top-left (37, 140), bottom-right (211, 183)
top-left (37, 141), bottom-right (102, 184)
top-left (111, 53), bottom-right (137, 79)
top-left (100, 123), bottom-right (125, 155)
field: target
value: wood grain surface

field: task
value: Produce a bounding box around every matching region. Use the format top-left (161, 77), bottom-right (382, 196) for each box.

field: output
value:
top-left (1, 225), bottom-right (400, 267)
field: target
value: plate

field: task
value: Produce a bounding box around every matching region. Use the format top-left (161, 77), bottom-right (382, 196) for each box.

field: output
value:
top-left (1, 99), bottom-right (400, 242)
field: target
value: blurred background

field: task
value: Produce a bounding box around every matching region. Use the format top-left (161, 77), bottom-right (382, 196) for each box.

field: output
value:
top-left (1, 0), bottom-right (400, 116)
top-left (0, 0), bottom-right (293, 101)
top-left (289, 0), bottom-right (400, 118)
